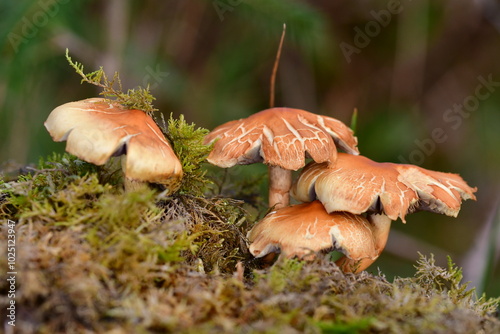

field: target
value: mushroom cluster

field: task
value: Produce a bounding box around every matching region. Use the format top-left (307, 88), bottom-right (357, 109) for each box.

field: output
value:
top-left (44, 98), bottom-right (183, 192)
top-left (205, 108), bottom-right (477, 273)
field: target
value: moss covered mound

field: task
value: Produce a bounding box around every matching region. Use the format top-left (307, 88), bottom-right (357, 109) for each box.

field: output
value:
top-left (1, 153), bottom-right (499, 333)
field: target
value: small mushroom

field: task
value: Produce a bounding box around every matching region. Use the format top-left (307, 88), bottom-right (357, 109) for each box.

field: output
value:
top-left (247, 201), bottom-right (391, 273)
top-left (44, 98), bottom-right (183, 192)
top-left (291, 153), bottom-right (477, 221)
top-left (203, 107), bottom-right (359, 209)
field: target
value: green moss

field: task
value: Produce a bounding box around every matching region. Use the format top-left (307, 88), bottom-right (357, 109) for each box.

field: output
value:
top-left (1, 153), bottom-right (118, 219)
top-left (315, 318), bottom-right (374, 334)
top-left (66, 49), bottom-right (157, 115)
top-left (163, 114), bottom-right (214, 196)
top-left (414, 253), bottom-right (500, 317)
top-left (1, 152), bottom-right (499, 334)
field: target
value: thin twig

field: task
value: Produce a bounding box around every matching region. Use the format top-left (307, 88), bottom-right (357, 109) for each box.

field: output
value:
top-left (270, 23), bottom-right (286, 108)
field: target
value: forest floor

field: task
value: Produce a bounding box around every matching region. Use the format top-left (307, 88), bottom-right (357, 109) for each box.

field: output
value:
top-left (1, 152), bottom-right (499, 334)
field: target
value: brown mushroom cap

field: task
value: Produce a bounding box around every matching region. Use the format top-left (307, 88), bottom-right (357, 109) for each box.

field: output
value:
top-left (248, 201), bottom-right (380, 267)
top-left (44, 98), bottom-right (183, 187)
top-left (203, 107), bottom-right (359, 170)
top-left (291, 153), bottom-right (477, 222)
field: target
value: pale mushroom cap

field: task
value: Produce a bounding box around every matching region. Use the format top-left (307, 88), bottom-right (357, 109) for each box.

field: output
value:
top-left (247, 201), bottom-right (379, 262)
top-left (203, 107), bottom-right (359, 170)
top-left (291, 153), bottom-right (477, 222)
top-left (44, 98), bottom-right (183, 187)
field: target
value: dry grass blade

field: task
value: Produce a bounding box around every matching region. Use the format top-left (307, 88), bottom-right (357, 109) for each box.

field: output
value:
top-left (270, 23), bottom-right (286, 108)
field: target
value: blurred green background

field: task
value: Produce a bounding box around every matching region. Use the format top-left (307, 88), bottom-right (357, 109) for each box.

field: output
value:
top-left (1, 0), bottom-right (499, 295)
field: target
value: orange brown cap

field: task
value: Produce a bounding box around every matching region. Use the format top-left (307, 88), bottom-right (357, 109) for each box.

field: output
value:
top-left (44, 98), bottom-right (183, 188)
top-left (292, 153), bottom-right (477, 222)
top-left (248, 201), bottom-right (384, 272)
top-left (203, 107), bottom-right (359, 170)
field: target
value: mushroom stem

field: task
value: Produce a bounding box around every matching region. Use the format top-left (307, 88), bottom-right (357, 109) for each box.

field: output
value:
top-left (369, 214), bottom-right (392, 253)
top-left (335, 256), bottom-right (376, 274)
top-left (268, 165), bottom-right (292, 209)
top-left (123, 178), bottom-right (149, 192)
top-left (121, 156), bottom-right (149, 192)
top-left (335, 214), bottom-right (392, 273)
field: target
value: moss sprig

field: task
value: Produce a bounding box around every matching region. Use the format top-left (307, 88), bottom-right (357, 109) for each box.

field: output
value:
top-left (414, 253), bottom-right (500, 316)
top-left (163, 114), bottom-right (214, 196)
top-left (65, 49), bottom-right (157, 115)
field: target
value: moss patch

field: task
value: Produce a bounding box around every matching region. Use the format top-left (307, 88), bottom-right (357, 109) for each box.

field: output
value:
top-left (1, 153), bottom-right (499, 333)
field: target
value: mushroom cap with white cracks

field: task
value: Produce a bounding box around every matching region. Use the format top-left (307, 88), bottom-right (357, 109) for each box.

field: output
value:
top-left (203, 107), bottom-right (359, 170)
top-left (44, 98), bottom-right (183, 188)
top-left (247, 201), bottom-right (380, 265)
top-left (291, 153), bottom-right (477, 222)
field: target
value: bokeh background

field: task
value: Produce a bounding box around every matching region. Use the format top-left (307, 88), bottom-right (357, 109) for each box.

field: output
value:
top-left (1, 0), bottom-right (499, 296)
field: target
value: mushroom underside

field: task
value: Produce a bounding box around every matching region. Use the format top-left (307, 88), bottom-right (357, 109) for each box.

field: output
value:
top-left (44, 98), bottom-right (183, 187)
top-left (248, 201), bottom-right (384, 272)
top-left (292, 154), bottom-right (477, 222)
top-left (204, 107), bottom-right (359, 171)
